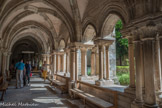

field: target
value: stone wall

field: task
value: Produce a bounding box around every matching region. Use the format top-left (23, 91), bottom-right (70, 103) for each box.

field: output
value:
top-left (109, 41), bottom-right (116, 79)
top-left (104, 33), bottom-right (116, 80)
top-left (78, 82), bottom-right (135, 108)
top-left (78, 50), bottom-right (81, 76)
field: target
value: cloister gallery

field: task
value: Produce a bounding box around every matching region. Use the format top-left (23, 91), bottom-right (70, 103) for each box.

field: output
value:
top-left (0, 0), bottom-right (162, 108)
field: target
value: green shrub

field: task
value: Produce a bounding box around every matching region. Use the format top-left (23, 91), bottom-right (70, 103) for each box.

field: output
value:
top-left (116, 66), bottom-right (129, 74)
top-left (118, 73), bottom-right (130, 85)
top-left (87, 67), bottom-right (91, 76)
top-left (125, 59), bottom-right (129, 66)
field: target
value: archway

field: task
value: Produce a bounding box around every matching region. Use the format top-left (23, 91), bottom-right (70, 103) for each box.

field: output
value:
top-left (81, 24), bottom-right (96, 77)
top-left (9, 36), bottom-right (45, 78)
top-left (101, 14), bottom-right (129, 86)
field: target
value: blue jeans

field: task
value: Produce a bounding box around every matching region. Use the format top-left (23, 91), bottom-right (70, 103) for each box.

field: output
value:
top-left (26, 73), bottom-right (30, 84)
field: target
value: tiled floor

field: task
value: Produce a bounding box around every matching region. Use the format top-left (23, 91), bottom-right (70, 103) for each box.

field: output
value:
top-left (0, 75), bottom-right (88, 108)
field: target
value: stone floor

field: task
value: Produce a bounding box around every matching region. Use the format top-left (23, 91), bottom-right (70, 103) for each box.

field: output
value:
top-left (0, 74), bottom-right (89, 108)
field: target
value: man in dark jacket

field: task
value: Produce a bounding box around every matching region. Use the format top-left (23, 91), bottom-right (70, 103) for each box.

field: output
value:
top-left (25, 61), bottom-right (32, 85)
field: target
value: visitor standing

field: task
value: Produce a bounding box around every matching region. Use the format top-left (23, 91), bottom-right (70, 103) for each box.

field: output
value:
top-left (42, 61), bottom-right (48, 82)
top-left (25, 61), bottom-right (32, 86)
top-left (15, 59), bottom-right (25, 89)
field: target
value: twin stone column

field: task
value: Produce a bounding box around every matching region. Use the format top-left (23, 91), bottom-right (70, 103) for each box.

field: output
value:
top-left (94, 38), bottom-right (114, 86)
top-left (0, 49), bottom-right (11, 83)
top-left (131, 28), bottom-right (161, 108)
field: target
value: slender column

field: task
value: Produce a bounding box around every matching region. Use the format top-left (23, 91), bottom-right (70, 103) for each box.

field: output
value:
top-left (6, 52), bottom-right (12, 77)
top-left (64, 49), bottom-right (70, 77)
top-left (160, 38), bottom-right (162, 90)
top-left (50, 54), bottom-right (54, 80)
top-left (58, 55), bottom-right (61, 72)
top-left (46, 54), bottom-right (50, 72)
top-left (52, 54), bottom-right (55, 77)
top-left (143, 39), bottom-right (157, 107)
top-left (75, 48), bottom-right (78, 81)
top-left (95, 48), bottom-right (99, 75)
top-left (91, 51), bottom-right (96, 76)
top-left (70, 48), bottom-right (75, 81)
top-left (0, 49), bottom-right (2, 75)
top-left (59, 55), bottom-right (62, 72)
top-left (128, 38), bottom-right (135, 88)
top-left (78, 50), bottom-right (81, 76)
top-left (133, 41), bottom-right (143, 106)
top-left (53, 54), bottom-right (55, 74)
top-left (6, 52), bottom-right (11, 71)
top-left (59, 54), bottom-right (61, 72)
top-left (81, 48), bottom-right (87, 76)
top-left (62, 54), bottom-right (65, 72)
top-left (2, 51), bottom-right (7, 83)
top-left (53, 54), bottom-right (56, 80)
top-left (154, 35), bottom-right (162, 91)
top-left (105, 46), bottom-right (110, 80)
top-left (56, 54), bottom-right (58, 73)
top-left (65, 52), bottom-right (68, 73)
top-left (63, 53), bottom-right (65, 73)
top-left (67, 50), bottom-right (70, 74)
top-left (68, 47), bottom-right (76, 94)
top-left (66, 53), bottom-right (68, 73)
top-left (103, 46), bottom-right (106, 79)
top-left (141, 42), bottom-right (145, 89)
top-left (98, 45), bottom-right (104, 80)
top-left (54, 54), bottom-right (56, 73)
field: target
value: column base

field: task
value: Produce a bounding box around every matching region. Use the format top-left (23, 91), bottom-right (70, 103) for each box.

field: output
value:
top-left (131, 100), bottom-right (143, 108)
top-left (95, 80), bottom-right (114, 86)
top-left (143, 104), bottom-right (158, 108)
top-left (68, 81), bottom-right (75, 96)
top-left (79, 75), bottom-right (88, 81)
top-left (79, 75), bottom-right (99, 81)
top-left (158, 93), bottom-right (162, 104)
top-left (64, 72), bottom-right (70, 77)
top-left (113, 76), bottom-right (120, 85)
top-left (124, 86), bottom-right (136, 95)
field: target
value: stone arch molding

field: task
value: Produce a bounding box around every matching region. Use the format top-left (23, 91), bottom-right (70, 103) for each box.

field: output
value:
top-left (59, 39), bottom-right (66, 50)
top-left (8, 32), bottom-right (48, 53)
top-left (101, 14), bottom-right (120, 38)
top-left (82, 17), bottom-right (98, 34)
top-left (0, 0), bottom-right (75, 47)
top-left (82, 24), bottom-right (96, 42)
top-left (96, 2), bottom-right (129, 37)
top-left (4, 21), bottom-right (54, 50)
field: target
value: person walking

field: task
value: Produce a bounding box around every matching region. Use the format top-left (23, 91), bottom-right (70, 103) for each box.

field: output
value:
top-left (15, 59), bottom-right (25, 89)
top-left (25, 61), bottom-right (32, 86)
top-left (42, 61), bottom-right (48, 82)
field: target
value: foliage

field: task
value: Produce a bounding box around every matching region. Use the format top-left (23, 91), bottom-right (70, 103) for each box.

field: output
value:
top-left (125, 59), bottom-right (129, 66)
top-left (117, 66), bottom-right (129, 73)
top-left (116, 66), bottom-right (129, 68)
top-left (87, 67), bottom-right (91, 76)
top-left (117, 72), bottom-right (130, 85)
top-left (115, 20), bottom-right (128, 65)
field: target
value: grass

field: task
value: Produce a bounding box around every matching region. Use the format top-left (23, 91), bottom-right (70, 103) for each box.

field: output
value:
top-left (116, 66), bottom-right (129, 68)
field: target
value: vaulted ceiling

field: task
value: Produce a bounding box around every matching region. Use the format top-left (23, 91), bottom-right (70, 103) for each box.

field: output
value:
top-left (0, 0), bottom-right (161, 53)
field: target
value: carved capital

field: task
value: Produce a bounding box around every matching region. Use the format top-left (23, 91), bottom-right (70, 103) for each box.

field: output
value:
top-left (157, 23), bottom-right (162, 37)
top-left (125, 21), bottom-right (160, 42)
top-left (80, 47), bottom-right (87, 53)
top-left (141, 26), bottom-right (157, 40)
top-left (91, 46), bottom-right (98, 53)
top-left (3, 51), bottom-right (8, 56)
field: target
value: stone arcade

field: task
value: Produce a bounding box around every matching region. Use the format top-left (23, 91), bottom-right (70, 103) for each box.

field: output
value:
top-left (0, 0), bottom-right (162, 108)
